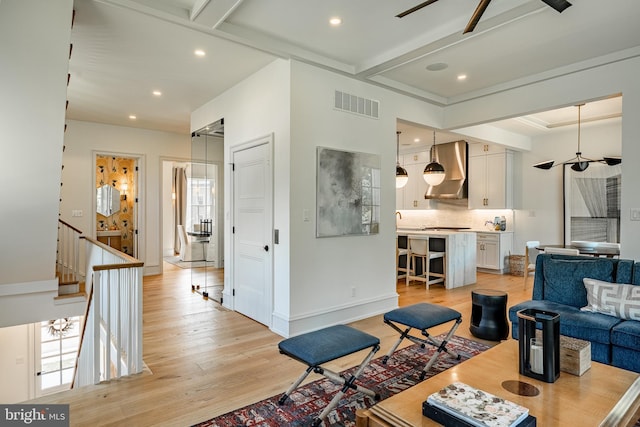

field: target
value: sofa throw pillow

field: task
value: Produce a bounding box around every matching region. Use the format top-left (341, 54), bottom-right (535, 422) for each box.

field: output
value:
top-left (542, 258), bottom-right (613, 308)
top-left (582, 278), bottom-right (640, 320)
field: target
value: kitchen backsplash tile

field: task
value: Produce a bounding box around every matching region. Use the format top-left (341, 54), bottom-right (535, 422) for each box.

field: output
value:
top-left (396, 209), bottom-right (514, 232)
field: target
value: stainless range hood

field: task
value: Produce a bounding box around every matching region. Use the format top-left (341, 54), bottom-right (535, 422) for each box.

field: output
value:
top-left (424, 140), bottom-right (468, 199)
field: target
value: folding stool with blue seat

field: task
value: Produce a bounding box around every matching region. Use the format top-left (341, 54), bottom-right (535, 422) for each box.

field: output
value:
top-left (278, 324), bottom-right (381, 426)
top-left (383, 302), bottom-right (462, 379)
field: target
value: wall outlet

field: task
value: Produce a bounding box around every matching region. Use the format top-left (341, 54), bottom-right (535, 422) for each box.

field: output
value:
top-left (351, 287), bottom-right (356, 297)
top-left (303, 209), bottom-right (310, 222)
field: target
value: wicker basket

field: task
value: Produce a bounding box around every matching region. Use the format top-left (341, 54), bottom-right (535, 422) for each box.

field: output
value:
top-left (509, 255), bottom-right (525, 276)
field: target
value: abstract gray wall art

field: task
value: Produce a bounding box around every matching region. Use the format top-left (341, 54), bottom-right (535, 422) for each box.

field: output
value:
top-left (316, 147), bottom-right (380, 237)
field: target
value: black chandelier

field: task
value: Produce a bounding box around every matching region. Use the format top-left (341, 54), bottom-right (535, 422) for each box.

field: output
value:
top-left (533, 104), bottom-right (621, 172)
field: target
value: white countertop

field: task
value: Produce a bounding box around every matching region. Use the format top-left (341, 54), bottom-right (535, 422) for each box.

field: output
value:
top-left (397, 230), bottom-right (466, 236)
top-left (397, 228), bottom-right (512, 235)
top-left (97, 230), bottom-right (121, 237)
top-left (469, 229), bottom-right (513, 234)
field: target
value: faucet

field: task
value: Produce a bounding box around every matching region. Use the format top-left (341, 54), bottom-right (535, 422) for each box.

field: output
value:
top-left (395, 211), bottom-right (402, 219)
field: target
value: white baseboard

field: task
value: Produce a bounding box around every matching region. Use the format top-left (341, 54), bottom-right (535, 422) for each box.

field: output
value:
top-left (270, 293), bottom-right (399, 338)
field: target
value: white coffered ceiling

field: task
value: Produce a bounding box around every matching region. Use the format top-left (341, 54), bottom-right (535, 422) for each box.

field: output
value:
top-left (67, 0), bottom-right (638, 139)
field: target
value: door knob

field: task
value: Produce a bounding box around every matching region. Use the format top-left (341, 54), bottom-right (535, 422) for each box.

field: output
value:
top-left (264, 245), bottom-right (269, 252)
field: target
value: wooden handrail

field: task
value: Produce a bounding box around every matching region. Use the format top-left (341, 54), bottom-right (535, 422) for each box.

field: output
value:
top-left (82, 236), bottom-right (139, 260)
top-left (58, 218), bottom-right (83, 234)
top-left (71, 279), bottom-right (93, 389)
top-left (93, 262), bottom-right (144, 271)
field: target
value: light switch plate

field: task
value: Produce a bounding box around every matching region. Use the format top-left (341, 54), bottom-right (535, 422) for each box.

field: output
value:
top-left (631, 208), bottom-right (640, 221)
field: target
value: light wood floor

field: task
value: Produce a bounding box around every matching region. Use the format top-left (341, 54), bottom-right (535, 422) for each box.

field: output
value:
top-left (29, 264), bottom-right (533, 426)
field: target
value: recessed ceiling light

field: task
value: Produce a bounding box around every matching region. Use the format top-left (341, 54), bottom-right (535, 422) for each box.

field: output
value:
top-left (414, 138), bottom-right (420, 143)
top-left (129, 115), bottom-right (137, 120)
top-left (329, 17), bottom-right (342, 26)
top-left (152, 90), bottom-right (162, 96)
top-left (457, 74), bottom-right (467, 81)
top-left (194, 49), bottom-right (206, 57)
top-left (426, 62), bottom-right (448, 71)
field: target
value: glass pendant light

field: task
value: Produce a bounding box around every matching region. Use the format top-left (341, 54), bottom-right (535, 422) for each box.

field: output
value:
top-left (423, 130), bottom-right (445, 186)
top-left (396, 131), bottom-right (408, 188)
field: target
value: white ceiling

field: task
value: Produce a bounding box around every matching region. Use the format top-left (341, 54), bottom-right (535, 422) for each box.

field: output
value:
top-left (67, 0), bottom-right (638, 139)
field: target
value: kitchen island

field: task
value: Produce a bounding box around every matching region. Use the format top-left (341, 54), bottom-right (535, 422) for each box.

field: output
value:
top-left (397, 229), bottom-right (476, 288)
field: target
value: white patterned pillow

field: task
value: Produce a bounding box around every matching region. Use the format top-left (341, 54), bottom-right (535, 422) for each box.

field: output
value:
top-left (581, 278), bottom-right (640, 320)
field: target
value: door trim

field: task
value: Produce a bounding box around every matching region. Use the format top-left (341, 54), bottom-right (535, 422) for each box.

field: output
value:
top-left (92, 150), bottom-right (145, 265)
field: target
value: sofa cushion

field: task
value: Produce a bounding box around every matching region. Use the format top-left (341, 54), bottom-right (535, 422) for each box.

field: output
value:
top-left (582, 278), bottom-right (640, 320)
top-left (611, 320), bottom-right (640, 350)
top-left (542, 258), bottom-right (613, 308)
top-left (616, 259), bottom-right (635, 284)
top-left (612, 345), bottom-right (640, 373)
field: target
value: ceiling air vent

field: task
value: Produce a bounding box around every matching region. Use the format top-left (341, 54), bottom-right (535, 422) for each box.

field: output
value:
top-left (334, 90), bottom-right (379, 119)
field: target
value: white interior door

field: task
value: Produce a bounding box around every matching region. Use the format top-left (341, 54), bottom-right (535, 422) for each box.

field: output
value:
top-left (232, 137), bottom-right (272, 326)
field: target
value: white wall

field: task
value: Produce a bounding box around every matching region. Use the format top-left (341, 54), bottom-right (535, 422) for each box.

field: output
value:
top-left (286, 61), bottom-right (446, 333)
top-left (61, 120), bottom-right (190, 275)
top-left (0, 324), bottom-right (32, 403)
top-left (0, 0), bottom-right (72, 290)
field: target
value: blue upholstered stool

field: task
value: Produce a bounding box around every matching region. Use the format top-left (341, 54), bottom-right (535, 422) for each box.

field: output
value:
top-left (383, 302), bottom-right (462, 379)
top-left (278, 324), bottom-right (380, 426)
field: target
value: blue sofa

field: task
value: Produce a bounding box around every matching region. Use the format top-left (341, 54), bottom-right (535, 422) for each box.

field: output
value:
top-left (508, 253), bottom-right (640, 373)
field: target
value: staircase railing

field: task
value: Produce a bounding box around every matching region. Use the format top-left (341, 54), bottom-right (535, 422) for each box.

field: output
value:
top-left (73, 238), bottom-right (144, 387)
top-left (56, 219), bottom-right (84, 289)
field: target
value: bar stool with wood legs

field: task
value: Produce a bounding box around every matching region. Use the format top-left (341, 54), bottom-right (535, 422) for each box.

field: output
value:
top-left (406, 235), bottom-right (445, 289)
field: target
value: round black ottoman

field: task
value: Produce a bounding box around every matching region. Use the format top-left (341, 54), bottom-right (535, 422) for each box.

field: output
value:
top-left (469, 289), bottom-right (509, 341)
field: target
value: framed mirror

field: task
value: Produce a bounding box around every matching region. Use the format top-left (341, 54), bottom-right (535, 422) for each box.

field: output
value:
top-left (96, 184), bottom-right (120, 217)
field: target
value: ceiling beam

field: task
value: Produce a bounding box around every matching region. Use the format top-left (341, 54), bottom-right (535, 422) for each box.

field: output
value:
top-left (191, 0), bottom-right (244, 29)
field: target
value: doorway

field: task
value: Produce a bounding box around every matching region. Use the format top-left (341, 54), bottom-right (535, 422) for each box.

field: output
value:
top-left (94, 153), bottom-right (140, 257)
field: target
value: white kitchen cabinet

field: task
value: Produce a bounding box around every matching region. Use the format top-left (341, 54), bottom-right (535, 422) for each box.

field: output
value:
top-left (476, 231), bottom-right (513, 274)
top-left (468, 144), bottom-right (513, 209)
top-left (399, 151), bottom-right (430, 209)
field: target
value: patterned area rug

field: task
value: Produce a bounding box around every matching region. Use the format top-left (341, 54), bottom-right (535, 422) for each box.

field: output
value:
top-left (193, 335), bottom-right (490, 427)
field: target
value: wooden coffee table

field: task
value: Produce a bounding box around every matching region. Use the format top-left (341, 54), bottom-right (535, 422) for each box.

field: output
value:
top-left (358, 340), bottom-right (640, 426)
